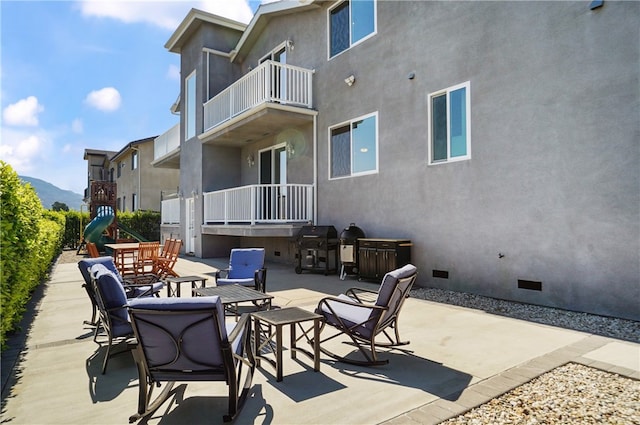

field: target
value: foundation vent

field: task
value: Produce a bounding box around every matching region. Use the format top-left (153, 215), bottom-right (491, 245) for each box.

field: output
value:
top-left (518, 279), bottom-right (542, 291)
top-left (432, 270), bottom-right (449, 279)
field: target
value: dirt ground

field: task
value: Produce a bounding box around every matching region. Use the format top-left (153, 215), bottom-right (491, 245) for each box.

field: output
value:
top-left (57, 248), bottom-right (88, 264)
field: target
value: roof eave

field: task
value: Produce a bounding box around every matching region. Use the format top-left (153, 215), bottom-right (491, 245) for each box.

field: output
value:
top-left (165, 8), bottom-right (247, 54)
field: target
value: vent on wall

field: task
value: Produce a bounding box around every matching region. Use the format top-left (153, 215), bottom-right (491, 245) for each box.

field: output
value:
top-left (518, 279), bottom-right (542, 291)
top-left (432, 270), bottom-right (449, 279)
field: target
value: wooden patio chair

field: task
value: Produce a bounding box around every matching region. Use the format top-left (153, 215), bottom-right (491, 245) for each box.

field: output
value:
top-left (134, 241), bottom-right (159, 275)
top-left (127, 296), bottom-right (255, 423)
top-left (315, 264), bottom-right (418, 366)
top-left (152, 238), bottom-right (182, 278)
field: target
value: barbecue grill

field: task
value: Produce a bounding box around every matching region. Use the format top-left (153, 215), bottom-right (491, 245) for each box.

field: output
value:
top-left (294, 225), bottom-right (338, 275)
top-left (339, 223), bottom-right (366, 280)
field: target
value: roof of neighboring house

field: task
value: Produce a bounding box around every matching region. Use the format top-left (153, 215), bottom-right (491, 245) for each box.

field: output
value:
top-left (110, 136), bottom-right (158, 162)
top-left (83, 148), bottom-right (118, 161)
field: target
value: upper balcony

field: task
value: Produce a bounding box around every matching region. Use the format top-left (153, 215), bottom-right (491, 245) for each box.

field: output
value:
top-left (152, 123), bottom-right (180, 168)
top-left (201, 60), bottom-right (316, 146)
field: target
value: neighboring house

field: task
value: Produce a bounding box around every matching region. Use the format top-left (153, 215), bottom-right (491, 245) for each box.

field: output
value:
top-left (84, 136), bottom-right (180, 213)
top-left (158, 1), bottom-right (639, 321)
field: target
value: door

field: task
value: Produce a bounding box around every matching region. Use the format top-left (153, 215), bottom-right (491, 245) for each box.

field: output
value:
top-left (259, 145), bottom-right (287, 220)
top-left (260, 45), bottom-right (287, 102)
top-left (185, 197), bottom-right (195, 254)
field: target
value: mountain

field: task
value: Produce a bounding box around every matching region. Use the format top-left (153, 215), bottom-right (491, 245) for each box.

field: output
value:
top-left (19, 176), bottom-right (84, 211)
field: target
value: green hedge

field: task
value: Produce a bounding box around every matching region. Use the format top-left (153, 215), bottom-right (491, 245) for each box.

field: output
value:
top-left (117, 210), bottom-right (160, 241)
top-left (0, 162), bottom-right (64, 348)
top-left (63, 210), bottom-right (90, 249)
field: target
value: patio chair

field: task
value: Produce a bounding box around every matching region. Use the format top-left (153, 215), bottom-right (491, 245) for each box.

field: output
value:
top-left (216, 248), bottom-right (267, 293)
top-left (90, 263), bottom-right (137, 374)
top-left (134, 241), bottom-right (159, 275)
top-left (86, 242), bottom-right (100, 258)
top-left (78, 257), bottom-right (164, 327)
top-left (315, 264), bottom-right (418, 366)
top-left (127, 296), bottom-right (255, 423)
top-left (152, 238), bottom-right (182, 278)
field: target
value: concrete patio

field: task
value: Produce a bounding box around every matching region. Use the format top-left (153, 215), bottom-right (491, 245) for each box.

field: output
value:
top-left (2, 255), bottom-right (638, 424)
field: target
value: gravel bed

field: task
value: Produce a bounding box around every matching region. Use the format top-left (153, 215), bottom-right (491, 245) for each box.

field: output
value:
top-left (441, 362), bottom-right (640, 425)
top-left (410, 287), bottom-right (640, 344)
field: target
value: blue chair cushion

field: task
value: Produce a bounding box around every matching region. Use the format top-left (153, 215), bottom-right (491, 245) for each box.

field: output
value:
top-left (91, 264), bottom-right (129, 326)
top-left (227, 248), bottom-right (264, 279)
top-left (217, 277), bottom-right (255, 287)
top-left (79, 257), bottom-right (123, 285)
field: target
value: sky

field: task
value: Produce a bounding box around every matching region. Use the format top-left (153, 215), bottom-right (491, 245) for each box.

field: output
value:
top-left (1, 0), bottom-right (265, 194)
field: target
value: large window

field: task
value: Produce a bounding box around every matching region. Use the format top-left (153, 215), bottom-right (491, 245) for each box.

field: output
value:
top-left (330, 113), bottom-right (378, 179)
top-left (185, 71), bottom-right (196, 140)
top-left (329, 0), bottom-right (376, 58)
top-left (428, 81), bottom-right (471, 164)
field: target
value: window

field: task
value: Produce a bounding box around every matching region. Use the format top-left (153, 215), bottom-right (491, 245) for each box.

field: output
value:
top-left (185, 71), bottom-right (196, 140)
top-left (117, 162), bottom-right (123, 178)
top-left (132, 193), bottom-right (137, 211)
top-left (330, 113), bottom-right (378, 179)
top-left (329, 0), bottom-right (376, 58)
top-left (428, 81), bottom-right (471, 164)
top-left (131, 151), bottom-right (138, 170)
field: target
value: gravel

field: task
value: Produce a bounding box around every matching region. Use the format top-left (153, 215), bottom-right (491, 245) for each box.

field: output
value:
top-left (441, 362), bottom-right (640, 425)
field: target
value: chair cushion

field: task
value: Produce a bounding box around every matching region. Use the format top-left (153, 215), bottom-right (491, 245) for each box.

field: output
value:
top-left (91, 264), bottom-right (129, 325)
top-left (321, 294), bottom-right (373, 325)
top-left (227, 248), bottom-right (264, 279)
top-left (216, 277), bottom-right (255, 287)
top-left (78, 256), bottom-right (123, 285)
top-left (375, 264), bottom-right (417, 307)
top-left (131, 282), bottom-right (165, 297)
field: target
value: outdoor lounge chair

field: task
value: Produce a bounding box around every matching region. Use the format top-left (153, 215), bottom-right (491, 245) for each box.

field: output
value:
top-left (216, 248), bottom-right (267, 293)
top-left (90, 263), bottom-right (137, 374)
top-left (315, 264), bottom-right (418, 366)
top-left (127, 296), bottom-right (255, 423)
top-left (78, 257), bottom-right (164, 327)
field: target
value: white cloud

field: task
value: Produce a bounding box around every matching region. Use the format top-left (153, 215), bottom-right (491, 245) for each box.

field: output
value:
top-left (78, 0), bottom-right (254, 30)
top-left (85, 87), bottom-right (121, 112)
top-left (0, 128), bottom-right (51, 174)
top-left (3, 96), bottom-right (44, 127)
top-left (167, 64), bottom-right (180, 81)
top-left (71, 118), bottom-right (84, 134)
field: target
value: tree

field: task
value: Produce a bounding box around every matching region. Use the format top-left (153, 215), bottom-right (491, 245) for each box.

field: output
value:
top-left (51, 201), bottom-right (69, 211)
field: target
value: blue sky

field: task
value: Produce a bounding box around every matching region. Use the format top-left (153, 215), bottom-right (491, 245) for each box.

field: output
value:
top-left (1, 0), bottom-right (263, 194)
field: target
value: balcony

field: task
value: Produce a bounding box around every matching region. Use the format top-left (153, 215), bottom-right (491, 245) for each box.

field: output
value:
top-left (152, 123), bottom-right (180, 168)
top-left (201, 184), bottom-right (313, 237)
top-left (201, 60), bottom-right (316, 146)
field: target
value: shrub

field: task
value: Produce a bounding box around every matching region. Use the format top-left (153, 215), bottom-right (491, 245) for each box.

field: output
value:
top-left (118, 210), bottom-right (160, 241)
top-left (0, 162), bottom-right (64, 347)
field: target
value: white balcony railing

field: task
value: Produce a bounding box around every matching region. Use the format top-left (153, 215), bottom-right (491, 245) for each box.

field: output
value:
top-left (161, 198), bottom-right (180, 224)
top-left (154, 123), bottom-right (180, 161)
top-left (203, 60), bottom-right (314, 132)
top-left (203, 184), bottom-right (314, 224)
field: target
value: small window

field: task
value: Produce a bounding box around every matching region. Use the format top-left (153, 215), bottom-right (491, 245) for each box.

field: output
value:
top-left (131, 151), bottom-right (138, 170)
top-left (132, 193), bottom-right (137, 211)
top-left (428, 81), bottom-right (471, 164)
top-left (329, 113), bottom-right (378, 179)
top-left (185, 70), bottom-right (196, 140)
top-left (329, 0), bottom-right (376, 58)
top-left (117, 162), bottom-right (123, 178)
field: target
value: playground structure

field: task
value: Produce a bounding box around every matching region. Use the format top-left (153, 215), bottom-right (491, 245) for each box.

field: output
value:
top-left (81, 181), bottom-right (148, 252)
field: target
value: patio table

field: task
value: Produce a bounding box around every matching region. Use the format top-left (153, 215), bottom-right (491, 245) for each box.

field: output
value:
top-left (192, 284), bottom-right (273, 319)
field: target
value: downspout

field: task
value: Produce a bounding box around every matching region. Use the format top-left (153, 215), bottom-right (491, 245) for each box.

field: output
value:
top-left (313, 114), bottom-right (318, 224)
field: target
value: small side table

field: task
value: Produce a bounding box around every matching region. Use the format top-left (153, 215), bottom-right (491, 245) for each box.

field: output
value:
top-left (251, 307), bottom-right (322, 382)
top-left (165, 275), bottom-right (207, 297)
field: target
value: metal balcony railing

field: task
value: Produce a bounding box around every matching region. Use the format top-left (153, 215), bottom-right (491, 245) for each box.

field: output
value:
top-left (203, 184), bottom-right (314, 224)
top-left (203, 60), bottom-right (314, 132)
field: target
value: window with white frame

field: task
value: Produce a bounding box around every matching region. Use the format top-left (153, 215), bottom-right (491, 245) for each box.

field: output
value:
top-left (131, 151), bottom-right (138, 170)
top-left (330, 112), bottom-right (378, 179)
top-left (329, 0), bottom-right (376, 58)
top-left (185, 71), bottom-right (196, 140)
top-left (428, 81), bottom-right (471, 164)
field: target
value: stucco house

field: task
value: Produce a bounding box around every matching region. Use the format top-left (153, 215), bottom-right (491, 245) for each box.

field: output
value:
top-left (157, 1), bottom-right (639, 321)
top-left (84, 136), bottom-right (180, 213)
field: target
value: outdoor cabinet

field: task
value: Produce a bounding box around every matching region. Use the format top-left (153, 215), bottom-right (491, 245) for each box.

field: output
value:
top-left (357, 239), bottom-right (412, 281)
